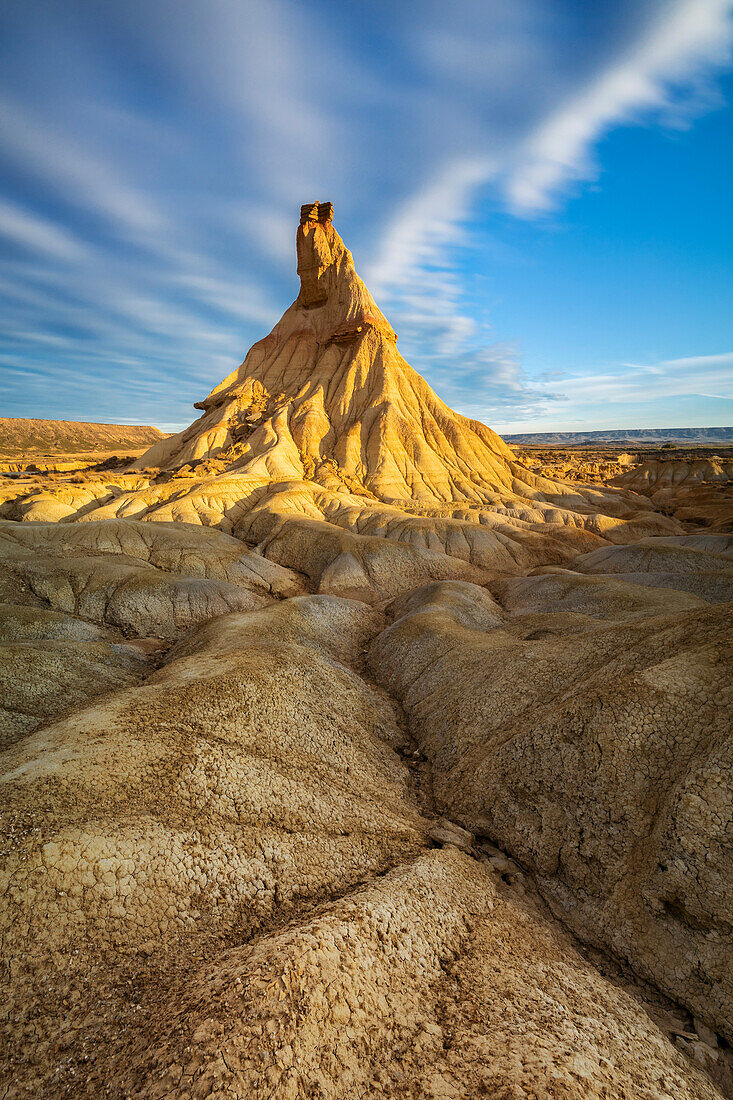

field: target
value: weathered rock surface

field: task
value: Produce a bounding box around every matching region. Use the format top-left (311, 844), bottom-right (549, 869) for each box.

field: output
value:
top-left (92, 851), bottom-right (724, 1100)
top-left (0, 519), bottom-right (304, 639)
top-left (368, 578), bottom-right (733, 1043)
top-left (0, 597), bottom-right (426, 964)
top-left (574, 534), bottom-right (733, 603)
top-left (1, 206), bottom-right (731, 1098)
top-left (0, 631), bottom-right (152, 748)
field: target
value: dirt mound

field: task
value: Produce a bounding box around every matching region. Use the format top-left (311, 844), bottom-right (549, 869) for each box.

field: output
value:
top-left (369, 575), bottom-right (733, 1043)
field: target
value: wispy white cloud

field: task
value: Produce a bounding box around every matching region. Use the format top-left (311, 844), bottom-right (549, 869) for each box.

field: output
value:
top-left (369, 0), bottom-right (733, 379)
top-left (0, 100), bottom-right (166, 241)
top-left (634, 351), bottom-right (733, 370)
top-left (505, 0), bottom-right (733, 213)
top-left (477, 350), bottom-right (733, 433)
top-left (0, 198), bottom-right (89, 262)
top-left (537, 350), bottom-right (733, 404)
top-left (367, 160), bottom-right (495, 296)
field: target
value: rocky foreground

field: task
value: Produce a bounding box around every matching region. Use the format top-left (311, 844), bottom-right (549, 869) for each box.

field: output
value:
top-left (1, 205), bottom-right (732, 1099)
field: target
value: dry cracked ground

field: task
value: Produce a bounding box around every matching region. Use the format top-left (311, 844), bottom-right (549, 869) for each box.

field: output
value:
top-left (1, 206), bottom-right (732, 1099)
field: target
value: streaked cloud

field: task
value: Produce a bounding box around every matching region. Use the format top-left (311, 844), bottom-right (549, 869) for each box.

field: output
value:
top-left (0, 0), bottom-right (731, 428)
top-left (486, 351), bottom-right (733, 432)
top-left (538, 351), bottom-right (733, 403)
top-left (506, 0), bottom-right (733, 213)
top-left (0, 199), bottom-right (89, 262)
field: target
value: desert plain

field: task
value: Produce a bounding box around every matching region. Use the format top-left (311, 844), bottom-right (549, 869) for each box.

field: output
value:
top-left (1, 205), bottom-right (732, 1099)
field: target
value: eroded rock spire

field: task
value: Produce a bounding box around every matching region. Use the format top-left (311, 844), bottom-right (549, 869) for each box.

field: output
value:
top-left (297, 200), bottom-right (335, 308)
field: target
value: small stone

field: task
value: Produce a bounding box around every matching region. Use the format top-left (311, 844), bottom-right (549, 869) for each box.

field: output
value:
top-left (489, 856), bottom-right (520, 875)
top-left (691, 1041), bottom-right (718, 1066)
top-left (693, 1017), bottom-right (718, 1048)
top-left (428, 818), bottom-right (474, 854)
top-left (477, 841), bottom-right (503, 859)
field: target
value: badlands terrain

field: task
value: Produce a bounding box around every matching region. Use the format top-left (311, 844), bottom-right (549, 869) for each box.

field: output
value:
top-left (1, 204), bottom-right (732, 1099)
top-left (517, 444), bottom-right (733, 534)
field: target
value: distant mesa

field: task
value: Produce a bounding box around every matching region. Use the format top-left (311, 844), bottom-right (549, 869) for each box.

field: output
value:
top-left (0, 417), bottom-right (166, 457)
top-left (505, 426), bottom-right (733, 446)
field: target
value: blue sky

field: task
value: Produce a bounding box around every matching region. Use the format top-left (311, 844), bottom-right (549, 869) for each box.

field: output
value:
top-left (0, 0), bottom-right (732, 434)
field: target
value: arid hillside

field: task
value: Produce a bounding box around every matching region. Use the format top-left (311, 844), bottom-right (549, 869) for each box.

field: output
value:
top-left (1, 205), bottom-right (731, 1100)
top-left (0, 417), bottom-right (166, 458)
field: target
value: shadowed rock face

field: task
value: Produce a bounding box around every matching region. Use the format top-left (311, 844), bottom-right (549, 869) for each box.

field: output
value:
top-left (1, 208), bottom-right (731, 1099)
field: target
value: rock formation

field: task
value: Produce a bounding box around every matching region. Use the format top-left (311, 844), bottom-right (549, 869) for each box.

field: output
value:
top-left (1, 206), bottom-right (731, 1099)
top-left (2, 205), bottom-right (683, 605)
top-left (611, 458), bottom-right (733, 532)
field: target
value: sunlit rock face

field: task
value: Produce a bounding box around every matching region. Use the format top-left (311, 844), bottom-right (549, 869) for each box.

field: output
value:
top-left (1, 207), bottom-right (732, 1099)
